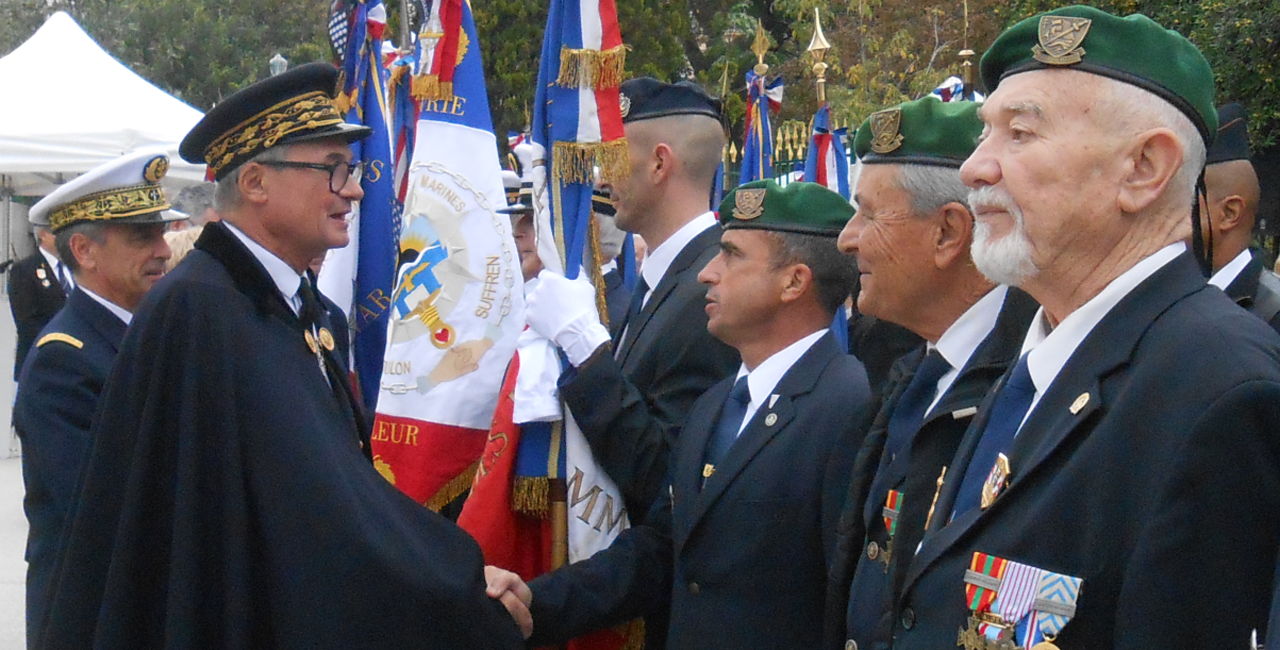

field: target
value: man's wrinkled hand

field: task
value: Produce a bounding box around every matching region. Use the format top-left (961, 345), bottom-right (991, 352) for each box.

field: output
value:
top-left (485, 565), bottom-right (533, 639)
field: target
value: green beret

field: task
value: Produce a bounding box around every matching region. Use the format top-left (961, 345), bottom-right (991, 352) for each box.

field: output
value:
top-left (719, 180), bottom-right (852, 237)
top-left (853, 96), bottom-right (982, 167)
top-left (980, 5), bottom-right (1216, 144)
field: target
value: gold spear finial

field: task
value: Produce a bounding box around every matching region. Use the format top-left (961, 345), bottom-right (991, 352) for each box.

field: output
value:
top-left (807, 8), bottom-right (831, 104)
top-left (751, 19), bottom-right (771, 76)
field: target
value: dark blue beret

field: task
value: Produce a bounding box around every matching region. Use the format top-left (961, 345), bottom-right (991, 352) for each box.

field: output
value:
top-left (1207, 103), bottom-right (1251, 165)
top-left (619, 78), bottom-right (722, 124)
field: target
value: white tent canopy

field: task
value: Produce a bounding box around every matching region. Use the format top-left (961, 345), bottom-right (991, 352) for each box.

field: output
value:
top-left (0, 11), bottom-right (207, 196)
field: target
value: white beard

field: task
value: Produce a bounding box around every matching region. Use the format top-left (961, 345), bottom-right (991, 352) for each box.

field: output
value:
top-left (969, 186), bottom-right (1038, 287)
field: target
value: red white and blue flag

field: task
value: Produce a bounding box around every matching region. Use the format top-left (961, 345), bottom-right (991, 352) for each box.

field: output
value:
top-left (740, 70), bottom-right (783, 184)
top-left (803, 104), bottom-right (850, 199)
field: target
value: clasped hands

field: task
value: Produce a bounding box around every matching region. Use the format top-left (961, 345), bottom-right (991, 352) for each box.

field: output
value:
top-left (485, 565), bottom-right (533, 639)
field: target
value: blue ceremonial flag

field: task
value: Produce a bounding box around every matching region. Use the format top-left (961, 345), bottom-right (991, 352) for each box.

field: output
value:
top-left (531, 0), bottom-right (628, 280)
top-left (739, 71), bottom-right (783, 184)
top-left (318, 0), bottom-right (398, 410)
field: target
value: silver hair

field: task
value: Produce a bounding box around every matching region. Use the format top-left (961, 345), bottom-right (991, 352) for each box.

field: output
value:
top-left (1094, 77), bottom-right (1206, 201)
top-left (896, 163), bottom-right (970, 216)
top-left (213, 145), bottom-right (294, 212)
top-left (54, 222), bottom-right (109, 273)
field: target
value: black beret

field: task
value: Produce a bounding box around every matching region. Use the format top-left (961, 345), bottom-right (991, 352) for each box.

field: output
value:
top-left (180, 62), bottom-right (372, 180)
top-left (619, 78), bottom-right (723, 124)
top-left (1207, 103), bottom-right (1251, 165)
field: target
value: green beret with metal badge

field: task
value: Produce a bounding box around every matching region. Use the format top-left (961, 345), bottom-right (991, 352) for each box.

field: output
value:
top-left (979, 5), bottom-right (1217, 144)
top-left (719, 180), bottom-right (852, 237)
top-left (853, 96), bottom-right (982, 168)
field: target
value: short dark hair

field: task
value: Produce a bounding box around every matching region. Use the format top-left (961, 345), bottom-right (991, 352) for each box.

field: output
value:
top-left (766, 231), bottom-right (857, 316)
top-left (54, 222), bottom-right (109, 273)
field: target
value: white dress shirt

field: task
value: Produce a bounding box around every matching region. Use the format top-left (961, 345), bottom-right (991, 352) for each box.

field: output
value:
top-left (1016, 242), bottom-right (1185, 431)
top-left (224, 222), bottom-right (304, 315)
top-left (731, 329), bottom-right (827, 436)
top-left (927, 285), bottom-right (1010, 414)
top-left (637, 211), bottom-right (718, 308)
top-left (38, 246), bottom-right (74, 291)
top-left (1208, 249), bottom-right (1252, 290)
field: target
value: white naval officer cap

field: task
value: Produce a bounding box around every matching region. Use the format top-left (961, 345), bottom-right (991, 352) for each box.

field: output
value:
top-left (29, 147), bottom-right (187, 233)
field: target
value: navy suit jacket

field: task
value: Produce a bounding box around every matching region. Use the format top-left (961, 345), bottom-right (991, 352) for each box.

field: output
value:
top-left (827, 288), bottom-right (1037, 650)
top-left (530, 332), bottom-right (872, 650)
top-left (15, 288), bottom-right (127, 641)
top-left (561, 226), bottom-right (739, 517)
top-left (891, 253), bottom-right (1280, 649)
top-left (8, 252), bottom-right (68, 380)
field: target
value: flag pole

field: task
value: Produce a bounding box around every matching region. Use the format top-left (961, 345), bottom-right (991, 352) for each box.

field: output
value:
top-left (807, 8), bottom-right (830, 106)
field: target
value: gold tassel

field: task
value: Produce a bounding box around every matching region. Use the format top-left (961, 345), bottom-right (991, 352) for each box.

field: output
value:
top-left (423, 461), bottom-right (478, 512)
top-left (389, 64), bottom-right (409, 88)
top-left (618, 619), bottom-right (645, 650)
top-left (333, 88), bottom-right (359, 115)
top-left (587, 212), bottom-right (609, 329)
top-left (411, 74), bottom-right (455, 101)
top-left (512, 476), bottom-right (550, 519)
top-left (556, 44), bottom-right (628, 89)
top-left (552, 139), bottom-right (629, 186)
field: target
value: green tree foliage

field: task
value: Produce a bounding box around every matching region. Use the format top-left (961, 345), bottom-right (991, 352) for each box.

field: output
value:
top-left (1005, 0), bottom-right (1280, 148)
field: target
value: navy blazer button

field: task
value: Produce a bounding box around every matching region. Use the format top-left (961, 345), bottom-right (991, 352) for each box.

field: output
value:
top-left (867, 541), bottom-right (880, 560)
top-left (845, 640), bottom-right (858, 650)
top-left (688, 582), bottom-right (701, 595)
top-left (900, 608), bottom-right (916, 630)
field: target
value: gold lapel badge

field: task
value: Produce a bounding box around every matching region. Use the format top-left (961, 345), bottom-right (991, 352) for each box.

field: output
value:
top-left (980, 453), bottom-right (1011, 510)
top-left (869, 108), bottom-right (905, 154)
top-left (318, 327), bottom-right (336, 352)
top-left (732, 188), bottom-right (766, 220)
top-left (1069, 392), bottom-right (1089, 415)
top-left (304, 330), bottom-right (318, 354)
top-left (702, 463), bottom-right (715, 478)
top-left (1033, 16), bottom-right (1091, 66)
top-left (36, 268), bottom-right (46, 279)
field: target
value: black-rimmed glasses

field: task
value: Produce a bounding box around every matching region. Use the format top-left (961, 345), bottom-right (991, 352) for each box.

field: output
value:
top-left (259, 160), bottom-right (364, 194)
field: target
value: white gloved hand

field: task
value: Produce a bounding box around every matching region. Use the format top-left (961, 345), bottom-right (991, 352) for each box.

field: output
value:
top-left (525, 269), bottom-right (611, 366)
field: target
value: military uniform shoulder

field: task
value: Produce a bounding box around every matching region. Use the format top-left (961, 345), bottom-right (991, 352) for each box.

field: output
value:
top-left (36, 332), bottom-right (83, 349)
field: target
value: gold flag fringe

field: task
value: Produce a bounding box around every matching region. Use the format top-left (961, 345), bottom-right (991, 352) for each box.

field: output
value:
top-left (512, 476), bottom-right (550, 519)
top-left (618, 619), bottom-right (645, 650)
top-left (556, 44), bottom-right (628, 89)
top-left (552, 138), bottom-right (629, 186)
top-left (333, 88), bottom-right (359, 115)
top-left (587, 213), bottom-right (609, 329)
top-left (411, 74), bottom-right (455, 101)
top-left (423, 460), bottom-right (479, 512)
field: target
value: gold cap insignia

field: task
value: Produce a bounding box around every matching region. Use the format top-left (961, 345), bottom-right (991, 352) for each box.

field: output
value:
top-left (619, 94), bottom-right (631, 119)
top-left (732, 188), bottom-right (767, 220)
top-left (1033, 16), bottom-right (1091, 66)
top-left (143, 155), bottom-right (169, 183)
top-left (869, 108), bottom-right (905, 154)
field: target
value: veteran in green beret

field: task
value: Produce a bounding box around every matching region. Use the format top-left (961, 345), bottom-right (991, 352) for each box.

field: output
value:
top-left (885, 6), bottom-right (1280, 649)
top-left (487, 180), bottom-right (873, 650)
top-left (825, 96), bottom-right (1039, 650)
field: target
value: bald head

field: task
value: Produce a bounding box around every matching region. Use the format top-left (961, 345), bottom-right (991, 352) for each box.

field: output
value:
top-left (1202, 159), bottom-right (1262, 271)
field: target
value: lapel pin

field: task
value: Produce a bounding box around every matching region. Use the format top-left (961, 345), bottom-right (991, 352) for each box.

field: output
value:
top-left (1069, 393), bottom-right (1089, 415)
top-left (764, 413), bottom-right (778, 427)
top-left (952, 406), bottom-right (978, 420)
top-left (768, 394), bottom-right (779, 408)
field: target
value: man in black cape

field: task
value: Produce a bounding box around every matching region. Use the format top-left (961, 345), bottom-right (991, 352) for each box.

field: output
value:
top-left (38, 63), bottom-right (525, 649)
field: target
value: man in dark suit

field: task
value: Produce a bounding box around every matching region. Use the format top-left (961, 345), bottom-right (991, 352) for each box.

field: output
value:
top-left (8, 225), bottom-right (70, 379)
top-left (1196, 103), bottom-right (1280, 332)
top-left (524, 78), bottom-right (739, 518)
top-left (888, 8), bottom-right (1280, 649)
top-left (15, 147), bottom-right (180, 647)
top-left (827, 96), bottom-right (1038, 650)
top-left (487, 180), bottom-right (871, 650)
top-left (39, 63), bottom-right (524, 649)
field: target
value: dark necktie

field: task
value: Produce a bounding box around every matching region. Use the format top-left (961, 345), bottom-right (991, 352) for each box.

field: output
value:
top-left (56, 264), bottom-right (72, 296)
top-left (296, 277), bottom-right (325, 331)
top-left (951, 353), bottom-right (1035, 517)
top-left (702, 375), bottom-right (751, 485)
top-left (868, 349), bottom-right (952, 500)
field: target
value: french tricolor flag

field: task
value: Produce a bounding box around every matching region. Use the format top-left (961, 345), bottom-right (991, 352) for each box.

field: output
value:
top-left (803, 104), bottom-right (850, 199)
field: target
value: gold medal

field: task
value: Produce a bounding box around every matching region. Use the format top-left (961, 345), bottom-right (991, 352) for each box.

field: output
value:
top-left (304, 330), bottom-right (318, 354)
top-left (318, 328), bottom-right (335, 351)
